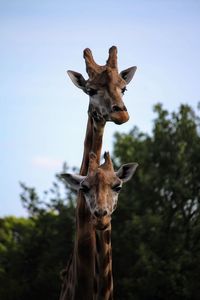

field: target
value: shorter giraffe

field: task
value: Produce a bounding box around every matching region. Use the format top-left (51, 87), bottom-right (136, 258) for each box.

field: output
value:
top-left (62, 152), bottom-right (138, 230)
top-left (61, 152), bottom-right (138, 299)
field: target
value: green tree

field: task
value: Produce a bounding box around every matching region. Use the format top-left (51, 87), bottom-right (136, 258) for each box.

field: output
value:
top-left (112, 104), bottom-right (200, 300)
top-left (0, 173), bottom-right (76, 300)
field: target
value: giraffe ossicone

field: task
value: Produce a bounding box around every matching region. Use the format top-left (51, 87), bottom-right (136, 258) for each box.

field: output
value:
top-left (67, 46), bottom-right (137, 125)
top-left (61, 152), bottom-right (138, 231)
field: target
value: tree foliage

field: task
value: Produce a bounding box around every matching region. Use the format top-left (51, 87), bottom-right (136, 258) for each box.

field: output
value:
top-left (0, 103), bottom-right (200, 300)
top-left (112, 103), bottom-right (200, 300)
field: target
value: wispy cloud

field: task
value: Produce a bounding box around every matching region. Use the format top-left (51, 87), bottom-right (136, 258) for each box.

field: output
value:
top-left (32, 156), bottom-right (62, 169)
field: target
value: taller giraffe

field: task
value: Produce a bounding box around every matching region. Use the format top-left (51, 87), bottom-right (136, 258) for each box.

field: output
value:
top-left (59, 46), bottom-right (137, 300)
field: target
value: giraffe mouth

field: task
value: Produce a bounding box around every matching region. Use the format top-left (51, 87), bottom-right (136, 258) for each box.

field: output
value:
top-left (95, 222), bottom-right (110, 231)
top-left (92, 216), bottom-right (111, 231)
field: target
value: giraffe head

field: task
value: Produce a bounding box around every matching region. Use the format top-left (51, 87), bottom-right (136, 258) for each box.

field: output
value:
top-left (61, 152), bottom-right (138, 230)
top-left (67, 46), bottom-right (137, 125)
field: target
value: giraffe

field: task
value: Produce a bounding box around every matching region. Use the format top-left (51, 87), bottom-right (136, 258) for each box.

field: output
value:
top-left (61, 152), bottom-right (138, 299)
top-left (59, 46), bottom-right (137, 300)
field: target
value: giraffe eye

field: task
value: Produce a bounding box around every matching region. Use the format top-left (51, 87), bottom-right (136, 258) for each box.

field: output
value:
top-left (87, 88), bottom-right (97, 96)
top-left (121, 87), bottom-right (127, 95)
top-left (112, 184), bottom-right (122, 193)
top-left (80, 183), bottom-right (90, 193)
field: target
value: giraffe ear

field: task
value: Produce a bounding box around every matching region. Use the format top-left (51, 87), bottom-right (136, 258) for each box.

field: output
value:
top-left (67, 70), bottom-right (87, 92)
top-left (120, 66), bottom-right (137, 85)
top-left (116, 163), bottom-right (138, 183)
top-left (61, 173), bottom-right (86, 190)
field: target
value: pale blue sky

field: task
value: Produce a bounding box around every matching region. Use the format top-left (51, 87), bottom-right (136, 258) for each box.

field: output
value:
top-left (1, 0), bottom-right (200, 216)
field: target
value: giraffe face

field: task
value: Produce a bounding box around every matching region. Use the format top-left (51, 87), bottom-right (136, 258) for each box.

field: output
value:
top-left (80, 167), bottom-right (122, 230)
top-left (67, 46), bottom-right (137, 125)
top-left (86, 67), bottom-right (131, 125)
top-left (61, 153), bottom-right (138, 230)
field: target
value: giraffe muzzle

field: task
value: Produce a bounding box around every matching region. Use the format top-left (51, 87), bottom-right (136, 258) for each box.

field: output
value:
top-left (110, 109), bottom-right (129, 124)
top-left (92, 211), bottom-right (111, 230)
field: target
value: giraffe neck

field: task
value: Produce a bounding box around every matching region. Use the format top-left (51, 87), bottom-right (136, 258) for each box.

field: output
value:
top-left (80, 117), bottom-right (93, 175)
top-left (60, 116), bottom-right (105, 300)
top-left (74, 117), bottom-right (105, 299)
top-left (94, 225), bottom-right (113, 300)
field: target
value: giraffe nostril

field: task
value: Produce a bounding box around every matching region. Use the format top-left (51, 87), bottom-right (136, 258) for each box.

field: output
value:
top-left (94, 210), bottom-right (100, 218)
top-left (112, 105), bottom-right (127, 112)
top-left (102, 210), bottom-right (107, 216)
top-left (112, 105), bottom-right (122, 112)
top-left (94, 209), bottom-right (107, 218)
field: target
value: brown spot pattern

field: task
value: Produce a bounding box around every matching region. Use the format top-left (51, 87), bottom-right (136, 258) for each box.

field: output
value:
top-left (95, 255), bottom-right (99, 275)
top-left (104, 230), bottom-right (111, 244)
top-left (101, 270), bottom-right (112, 297)
top-left (95, 232), bottom-right (101, 253)
top-left (103, 251), bottom-right (110, 270)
